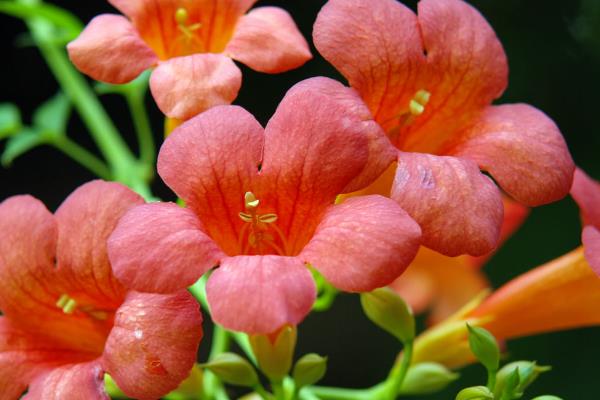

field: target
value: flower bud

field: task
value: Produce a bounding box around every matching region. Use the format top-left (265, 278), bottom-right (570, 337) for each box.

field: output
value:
top-left (250, 325), bottom-right (297, 382)
top-left (104, 374), bottom-right (126, 398)
top-left (531, 396), bottom-right (563, 400)
top-left (494, 361), bottom-right (551, 397)
top-left (201, 352), bottom-right (258, 387)
top-left (399, 362), bottom-right (459, 395)
top-left (292, 353), bottom-right (328, 388)
top-left (466, 324), bottom-right (499, 373)
top-left (455, 386), bottom-right (494, 400)
top-left (168, 364), bottom-right (204, 398)
top-left (360, 288), bottom-right (415, 343)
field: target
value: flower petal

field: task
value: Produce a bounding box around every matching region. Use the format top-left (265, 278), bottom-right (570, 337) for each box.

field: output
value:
top-left (391, 152), bottom-right (503, 256)
top-left (157, 105), bottom-right (264, 256)
top-left (206, 256), bottom-right (316, 333)
top-left (301, 195), bottom-right (421, 292)
top-left (583, 226), bottom-right (600, 277)
top-left (23, 361), bottom-right (107, 400)
top-left (55, 180), bottom-right (143, 304)
top-left (260, 77), bottom-right (390, 254)
top-left (150, 54), bottom-right (242, 119)
top-left (226, 7), bottom-right (311, 73)
top-left (449, 104), bottom-right (575, 206)
top-left (103, 291), bottom-right (202, 400)
top-left (67, 14), bottom-right (157, 84)
top-left (108, 203), bottom-right (224, 293)
top-left (571, 168), bottom-right (600, 229)
top-left (313, 0), bottom-right (425, 131)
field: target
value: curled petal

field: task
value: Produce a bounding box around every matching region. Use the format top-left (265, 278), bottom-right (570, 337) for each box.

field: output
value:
top-left (583, 226), bottom-right (600, 277)
top-left (450, 104), bottom-right (574, 206)
top-left (206, 256), bottom-right (316, 334)
top-left (226, 7), bottom-right (312, 73)
top-left (391, 152), bottom-right (503, 256)
top-left (23, 361), bottom-right (108, 400)
top-left (571, 168), bottom-right (600, 229)
top-left (150, 54), bottom-right (242, 119)
top-left (301, 195), bottom-right (421, 292)
top-left (67, 14), bottom-right (157, 84)
top-left (103, 291), bottom-right (202, 400)
top-left (55, 180), bottom-right (143, 303)
top-left (108, 203), bottom-right (224, 293)
top-left (158, 106), bottom-right (264, 255)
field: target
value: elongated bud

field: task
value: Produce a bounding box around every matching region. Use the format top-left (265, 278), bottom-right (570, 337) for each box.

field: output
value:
top-left (466, 324), bottom-right (499, 373)
top-left (455, 386), bottom-right (494, 400)
top-left (531, 396), bottom-right (563, 400)
top-left (250, 325), bottom-right (297, 381)
top-left (360, 288), bottom-right (415, 343)
top-left (293, 353), bottom-right (327, 388)
top-left (200, 353), bottom-right (258, 387)
top-left (399, 362), bottom-right (459, 395)
top-left (495, 361), bottom-right (551, 397)
top-left (499, 367), bottom-right (521, 400)
top-left (168, 364), bottom-right (204, 398)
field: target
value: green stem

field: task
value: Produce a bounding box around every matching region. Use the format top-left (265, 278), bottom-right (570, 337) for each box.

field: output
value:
top-left (487, 369), bottom-right (497, 392)
top-left (272, 380), bottom-right (286, 400)
top-left (254, 383), bottom-right (274, 400)
top-left (312, 285), bottom-right (338, 312)
top-left (305, 384), bottom-right (384, 400)
top-left (383, 341), bottom-right (413, 400)
top-left (52, 136), bottom-right (111, 179)
top-left (204, 325), bottom-right (231, 400)
top-left (126, 92), bottom-right (155, 168)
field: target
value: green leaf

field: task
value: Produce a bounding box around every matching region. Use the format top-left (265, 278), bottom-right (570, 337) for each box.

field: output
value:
top-left (1, 128), bottom-right (45, 166)
top-left (292, 353), bottom-right (328, 389)
top-left (360, 288), bottom-right (415, 343)
top-left (33, 93), bottom-right (70, 138)
top-left (0, 1), bottom-right (82, 42)
top-left (467, 324), bottom-right (500, 373)
top-left (0, 103), bottom-right (21, 139)
top-left (200, 353), bottom-right (258, 387)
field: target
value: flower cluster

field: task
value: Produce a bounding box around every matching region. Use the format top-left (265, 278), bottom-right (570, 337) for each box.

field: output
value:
top-left (1, 0), bottom-right (597, 398)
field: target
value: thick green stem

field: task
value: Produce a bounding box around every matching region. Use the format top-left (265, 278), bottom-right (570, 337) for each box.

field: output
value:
top-left (52, 136), bottom-right (111, 179)
top-left (383, 341), bottom-right (413, 400)
top-left (203, 325), bottom-right (231, 400)
top-left (126, 92), bottom-right (155, 168)
top-left (487, 368), bottom-right (497, 392)
top-left (272, 380), bottom-right (286, 400)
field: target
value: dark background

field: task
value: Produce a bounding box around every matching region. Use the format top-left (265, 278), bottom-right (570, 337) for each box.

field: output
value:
top-left (1, 0), bottom-right (599, 398)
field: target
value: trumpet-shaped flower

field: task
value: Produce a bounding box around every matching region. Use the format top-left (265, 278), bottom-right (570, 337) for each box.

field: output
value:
top-left (313, 0), bottom-right (574, 256)
top-left (108, 78), bottom-right (422, 334)
top-left (0, 181), bottom-right (203, 399)
top-left (391, 197), bottom-right (529, 324)
top-left (68, 0), bottom-right (312, 120)
top-left (411, 168), bottom-right (600, 369)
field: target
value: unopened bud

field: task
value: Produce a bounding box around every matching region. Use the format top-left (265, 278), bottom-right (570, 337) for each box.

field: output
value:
top-left (466, 324), bottom-right (499, 373)
top-left (495, 361), bottom-right (551, 397)
top-left (168, 364), bottom-right (204, 398)
top-left (250, 325), bottom-right (297, 381)
top-left (360, 288), bottom-right (415, 343)
top-left (293, 353), bottom-right (327, 388)
top-left (201, 353), bottom-right (258, 387)
top-left (531, 396), bottom-right (563, 400)
top-left (399, 362), bottom-right (459, 395)
top-left (455, 386), bottom-right (494, 400)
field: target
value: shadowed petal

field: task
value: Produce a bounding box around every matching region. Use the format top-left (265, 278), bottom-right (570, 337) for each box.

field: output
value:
top-left (108, 203), bottom-right (224, 294)
top-left (226, 7), bottom-right (311, 73)
top-left (68, 14), bottom-right (157, 84)
top-left (158, 106), bottom-right (264, 255)
top-left (571, 168), bottom-right (600, 229)
top-left (583, 226), bottom-right (600, 277)
top-left (206, 256), bottom-right (316, 333)
top-left (450, 104), bottom-right (575, 206)
top-left (301, 196), bottom-right (421, 292)
top-left (55, 181), bottom-right (143, 304)
top-left (260, 77), bottom-right (392, 254)
top-left (391, 152), bottom-right (503, 256)
top-left (23, 361), bottom-right (107, 400)
top-left (150, 54), bottom-right (242, 119)
top-left (103, 291), bottom-right (202, 400)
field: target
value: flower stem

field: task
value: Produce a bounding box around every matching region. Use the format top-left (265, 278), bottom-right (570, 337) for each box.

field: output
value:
top-left (383, 341), bottom-right (413, 399)
top-left (52, 136), bottom-right (111, 179)
top-left (126, 87), bottom-right (155, 168)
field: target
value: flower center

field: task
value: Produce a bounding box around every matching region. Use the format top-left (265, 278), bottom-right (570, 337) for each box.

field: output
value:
top-left (56, 293), bottom-right (109, 321)
top-left (387, 89), bottom-right (431, 141)
top-left (238, 192), bottom-right (289, 255)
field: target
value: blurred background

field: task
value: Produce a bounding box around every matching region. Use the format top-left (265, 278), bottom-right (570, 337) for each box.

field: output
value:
top-left (1, 0), bottom-right (599, 398)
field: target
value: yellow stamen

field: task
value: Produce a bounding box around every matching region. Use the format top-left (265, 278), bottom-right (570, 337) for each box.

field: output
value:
top-left (238, 192), bottom-right (289, 255)
top-left (175, 8), bottom-right (189, 25)
top-left (56, 293), bottom-right (69, 309)
top-left (175, 7), bottom-right (202, 39)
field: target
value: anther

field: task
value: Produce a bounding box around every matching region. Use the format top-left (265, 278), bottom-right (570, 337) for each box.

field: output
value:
top-left (244, 192), bottom-right (260, 210)
top-left (408, 89), bottom-right (431, 116)
top-left (175, 8), bottom-right (189, 25)
top-left (56, 294), bottom-right (78, 314)
top-left (175, 7), bottom-right (202, 39)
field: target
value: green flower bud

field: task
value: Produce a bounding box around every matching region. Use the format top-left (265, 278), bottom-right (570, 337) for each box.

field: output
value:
top-left (495, 361), bottom-right (551, 397)
top-left (360, 288), bottom-right (415, 343)
top-left (104, 374), bottom-right (126, 398)
top-left (399, 362), bottom-right (460, 395)
top-left (466, 324), bottom-right (500, 373)
top-left (531, 396), bottom-right (563, 400)
top-left (201, 352), bottom-right (258, 387)
top-left (455, 386), bottom-right (494, 400)
top-left (292, 353), bottom-right (328, 388)
top-left (164, 364), bottom-right (204, 399)
top-left (250, 325), bottom-right (297, 382)
top-left (499, 367), bottom-right (521, 400)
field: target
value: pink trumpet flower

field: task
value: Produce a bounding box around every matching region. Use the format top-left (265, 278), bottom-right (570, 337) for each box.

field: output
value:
top-left (68, 0), bottom-right (312, 120)
top-left (313, 0), bottom-right (574, 257)
top-left (0, 181), bottom-right (203, 400)
top-left (108, 78), bottom-right (422, 334)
